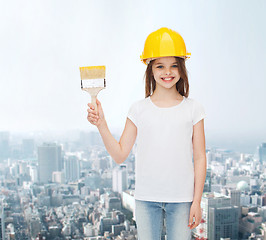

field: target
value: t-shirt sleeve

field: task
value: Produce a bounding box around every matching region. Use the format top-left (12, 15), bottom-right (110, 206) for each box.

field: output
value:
top-left (192, 99), bottom-right (206, 125)
top-left (127, 102), bottom-right (138, 127)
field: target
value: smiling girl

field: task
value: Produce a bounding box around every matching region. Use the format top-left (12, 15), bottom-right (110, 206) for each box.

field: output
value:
top-left (87, 27), bottom-right (207, 240)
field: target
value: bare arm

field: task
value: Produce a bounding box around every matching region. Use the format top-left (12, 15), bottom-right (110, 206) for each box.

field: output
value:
top-left (97, 118), bottom-right (137, 164)
top-left (87, 99), bottom-right (137, 164)
top-left (192, 119), bottom-right (207, 204)
top-left (188, 119), bottom-right (206, 230)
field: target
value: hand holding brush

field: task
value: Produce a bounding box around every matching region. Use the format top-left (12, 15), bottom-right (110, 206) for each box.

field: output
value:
top-left (87, 98), bottom-right (106, 128)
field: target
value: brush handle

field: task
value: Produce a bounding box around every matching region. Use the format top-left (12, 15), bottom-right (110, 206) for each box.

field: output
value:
top-left (91, 95), bottom-right (98, 113)
top-left (82, 86), bottom-right (105, 113)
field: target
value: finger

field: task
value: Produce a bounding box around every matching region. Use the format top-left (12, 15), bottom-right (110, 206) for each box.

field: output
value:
top-left (87, 104), bottom-right (95, 110)
top-left (88, 115), bottom-right (98, 121)
top-left (87, 109), bottom-right (98, 117)
top-left (190, 218), bottom-right (199, 229)
top-left (87, 109), bottom-right (95, 115)
top-left (87, 115), bottom-right (97, 122)
top-left (191, 222), bottom-right (199, 230)
top-left (188, 214), bottom-right (193, 227)
top-left (89, 120), bottom-right (97, 125)
top-left (87, 115), bottom-right (93, 121)
top-left (88, 111), bottom-right (99, 119)
top-left (190, 224), bottom-right (196, 229)
top-left (92, 117), bottom-right (98, 124)
top-left (189, 221), bottom-right (196, 229)
top-left (87, 116), bottom-right (94, 124)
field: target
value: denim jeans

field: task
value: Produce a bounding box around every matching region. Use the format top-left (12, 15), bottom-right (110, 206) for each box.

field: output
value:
top-left (135, 199), bottom-right (192, 240)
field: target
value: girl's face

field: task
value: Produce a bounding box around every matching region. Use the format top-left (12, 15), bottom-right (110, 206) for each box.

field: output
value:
top-left (151, 56), bottom-right (181, 90)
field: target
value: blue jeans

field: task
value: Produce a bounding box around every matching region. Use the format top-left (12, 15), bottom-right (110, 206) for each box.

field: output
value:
top-left (135, 199), bottom-right (192, 240)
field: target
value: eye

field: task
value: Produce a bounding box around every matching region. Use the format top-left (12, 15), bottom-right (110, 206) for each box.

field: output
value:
top-left (172, 64), bottom-right (178, 68)
top-left (156, 65), bottom-right (163, 69)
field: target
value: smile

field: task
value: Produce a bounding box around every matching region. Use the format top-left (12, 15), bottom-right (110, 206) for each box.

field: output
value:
top-left (161, 77), bottom-right (174, 82)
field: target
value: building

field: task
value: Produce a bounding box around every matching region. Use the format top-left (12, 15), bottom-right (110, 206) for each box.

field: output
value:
top-left (257, 142), bottom-right (266, 163)
top-left (65, 156), bottom-right (80, 182)
top-left (30, 217), bottom-right (42, 238)
top-left (0, 199), bottom-right (4, 240)
top-left (84, 170), bottom-right (101, 190)
top-left (29, 165), bottom-right (38, 183)
top-left (105, 197), bottom-right (121, 211)
top-left (203, 168), bottom-right (212, 192)
top-left (38, 143), bottom-right (62, 183)
top-left (112, 165), bottom-right (128, 194)
top-left (193, 192), bottom-right (239, 240)
top-left (227, 188), bottom-right (241, 207)
top-left (209, 206), bottom-right (239, 240)
top-left (0, 131), bottom-right (9, 161)
top-left (52, 171), bottom-right (65, 184)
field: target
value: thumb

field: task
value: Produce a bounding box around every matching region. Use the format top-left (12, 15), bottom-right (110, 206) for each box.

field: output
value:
top-left (96, 98), bottom-right (101, 106)
top-left (96, 98), bottom-right (102, 111)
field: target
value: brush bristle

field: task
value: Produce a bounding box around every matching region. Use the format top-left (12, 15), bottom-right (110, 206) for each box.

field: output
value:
top-left (79, 66), bottom-right (105, 79)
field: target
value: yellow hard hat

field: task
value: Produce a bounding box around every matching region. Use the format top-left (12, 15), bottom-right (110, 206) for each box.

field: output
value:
top-left (140, 27), bottom-right (191, 65)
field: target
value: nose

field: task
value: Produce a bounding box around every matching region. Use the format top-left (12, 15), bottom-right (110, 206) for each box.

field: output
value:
top-left (165, 67), bottom-right (171, 75)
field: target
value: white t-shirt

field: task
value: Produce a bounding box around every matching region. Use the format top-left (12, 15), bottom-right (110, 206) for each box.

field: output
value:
top-left (127, 95), bottom-right (206, 202)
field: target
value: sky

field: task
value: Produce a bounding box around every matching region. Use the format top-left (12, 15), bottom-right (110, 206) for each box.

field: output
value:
top-left (0, 0), bottom-right (265, 153)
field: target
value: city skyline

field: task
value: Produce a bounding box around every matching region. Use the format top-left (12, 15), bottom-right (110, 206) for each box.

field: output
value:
top-left (0, 131), bottom-right (266, 239)
top-left (1, 129), bottom-right (263, 155)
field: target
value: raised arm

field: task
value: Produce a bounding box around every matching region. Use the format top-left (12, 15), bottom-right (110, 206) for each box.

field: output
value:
top-left (87, 99), bottom-right (137, 164)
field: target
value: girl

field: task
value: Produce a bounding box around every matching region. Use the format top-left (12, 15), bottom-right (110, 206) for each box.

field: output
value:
top-left (87, 27), bottom-right (207, 240)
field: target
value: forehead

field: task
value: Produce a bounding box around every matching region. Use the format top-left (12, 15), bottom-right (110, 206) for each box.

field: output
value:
top-left (153, 56), bottom-right (177, 64)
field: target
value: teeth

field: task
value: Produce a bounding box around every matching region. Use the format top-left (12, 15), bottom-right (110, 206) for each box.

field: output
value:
top-left (163, 77), bottom-right (173, 81)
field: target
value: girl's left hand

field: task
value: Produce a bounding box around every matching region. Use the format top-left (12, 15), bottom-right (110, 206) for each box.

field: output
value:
top-left (188, 202), bottom-right (202, 229)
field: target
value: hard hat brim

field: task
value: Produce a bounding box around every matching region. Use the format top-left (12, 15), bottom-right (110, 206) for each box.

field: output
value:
top-left (142, 54), bottom-right (191, 65)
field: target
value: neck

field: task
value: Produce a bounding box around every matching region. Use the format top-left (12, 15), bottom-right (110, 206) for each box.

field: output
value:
top-left (151, 86), bottom-right (182, 101)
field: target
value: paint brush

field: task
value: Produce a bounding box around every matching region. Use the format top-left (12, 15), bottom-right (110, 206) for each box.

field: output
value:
top-left (79, 65), bottom-right (106, 112)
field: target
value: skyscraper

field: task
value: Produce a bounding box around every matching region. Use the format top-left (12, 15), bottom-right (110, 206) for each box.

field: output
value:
top-left (257, 142), bottom-right (266, 163)
top-left (0, 198), bottom-right (4, 240)
top-left (0, 132), bottom-right (9, 161)
top-left (29, 165), bottom-right (38, 183)
top-left (195, 192), bottom-right (239, 240)
top-left (112, 165), bottom-right (128, 194)
top-left (38, 143), bottom-right (62, 183)
top-left (209, 206), bottom-right (239, 240)
top-left (64, 156), bottom-right (80, 182)
top-left (228, 188), bottom-right (241, 207)
top-left (203, 168), bottom-right (212, 192)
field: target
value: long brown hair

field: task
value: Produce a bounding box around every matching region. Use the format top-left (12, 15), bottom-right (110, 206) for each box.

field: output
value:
top-left (144, 57), bottom-right (189, 98)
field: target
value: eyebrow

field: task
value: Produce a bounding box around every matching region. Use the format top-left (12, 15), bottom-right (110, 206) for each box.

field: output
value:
top-left (154, 62), bottom-right (178, 65)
